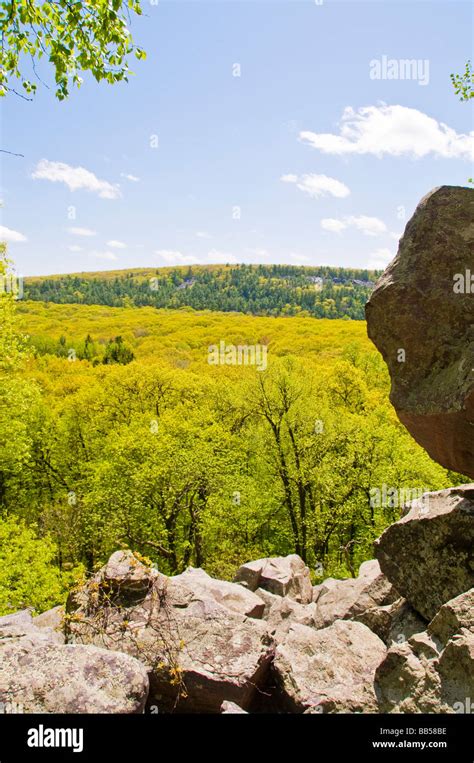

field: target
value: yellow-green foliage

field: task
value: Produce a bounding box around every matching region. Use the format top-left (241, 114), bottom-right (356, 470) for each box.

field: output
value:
top-left (0, 298), bottom-right (459, 613)
top-left (0, 515), bottom-right (80, 616)
top-left (17, 300), bottom-right (370, 366)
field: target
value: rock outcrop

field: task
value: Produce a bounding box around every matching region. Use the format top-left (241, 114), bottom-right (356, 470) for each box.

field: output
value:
top-left (273, 620), bottom-right (386, 713)
top-left (67, 551), bottom-right (273, 713)
top-left (375, 485), bottom-right (474, 620)
top-left (4, 542), bottom-right (474, 714)
top-left (375, 589), bottom-right (474, 713)
top-left (312, 559), bottom-right (398, 629)
top-left (264, 596), bottom-right (316, 640)
top-left (0, 608), bottom-right (64, 646)
top-left (233, 554), bottom-right (313, 604)
top-left (365, 185), bottom-right (474, 479)
top-left (172, 567), bottom-right (265, 619)
top-left (355, 597), bottom-right (427, 646)
top-left (0, 640), bottom-right (149, 713)
top-left (33, 605), bottom-right (66, 643)
top-left (220, 700), bottom-right (248, 714)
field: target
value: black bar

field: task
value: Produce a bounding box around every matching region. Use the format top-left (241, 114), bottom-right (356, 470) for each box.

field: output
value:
top-left (0, 713), bottom-right (471, 761)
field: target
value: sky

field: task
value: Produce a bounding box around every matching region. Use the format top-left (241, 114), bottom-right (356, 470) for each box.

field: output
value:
top-left (1, 0), bottom-right (473, 277)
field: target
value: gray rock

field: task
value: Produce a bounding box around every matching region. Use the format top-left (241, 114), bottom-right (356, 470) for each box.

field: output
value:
top-left (356, 598), bottom-right (427, 645)
top-left (375, 633), bottom-right (442, 713)
top-left (0, 608), bottom-right (63, 647)
top-left (313, 560), bottom-right (398, 629)
top-left (67, 553), bottom-right (273, 713)
top-left (438, 631), bottom-right (474, 712)
top-left (365, 185), bottom-right (474, 479)
top-left (375, 486), bottom-right (474, 620)
top-left (33, 605), bottom-right (66, 644)
top-left (265, 597), bottom-right (316, 641)
top-left (0, 642), bottom-right (149, 713)
top-left (254, 587), bottom-right (281, 616)
top-left (234, 554), bottom-right (313, 604)
top-left (387, 600), bottom-right (428, 646)
top-left (375, 589), bottom-right (474, 713)
top-left (220, 700), bottom-right (248, 714)
top-left (0, 609), bottom-right (34, 628)
top-left (312, 578), bottom-right (340, 603)
top-left (172, 567), bottom-right (264, 619)
top-left (428, 589), bottom-right (474, 645)
top-left (273, 620), bottom-right (386, 713)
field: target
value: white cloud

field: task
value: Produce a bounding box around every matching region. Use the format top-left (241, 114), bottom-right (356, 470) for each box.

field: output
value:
top-left (300, 104), bottom-right (474, 160)
top-left (106, 240), bottom-right (126, 249)
top-left (120, 173), bottom-right (140, 182)
top-left (282, 173), bottom-right (350, 199)
top-left (67, 227), bottom-right (96, 237)
top-left (155, 250), bottom-right (202, 266)
top-left (89, 250), bottom-right (118, 261)
top-left (0, 225), bottom-right (27, 242)
top-left (32, 160), bottom-right (121, 199)
top-left (68, 245), bottom-right (83, 252)
top-left (390, 231), bottom-right (403, 241)
top-left (347, 215), bottom-right (387, 236)
top-left (195, 231), bottom-right (212, 239)
top-left (321, 215), bottom-right (387, 236)
top-left (320, 218), bottom-right (347, 234)
top-left (367, 247), bottom-right (393, 269)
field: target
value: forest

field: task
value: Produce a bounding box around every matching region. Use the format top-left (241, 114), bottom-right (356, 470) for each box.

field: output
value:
top-left (24, 264), bottom-right (380, 319)
top-left (1, 251), bottom-right (466, 617)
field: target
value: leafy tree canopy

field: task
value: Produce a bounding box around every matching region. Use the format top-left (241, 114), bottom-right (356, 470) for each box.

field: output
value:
top-left (0, 0), bottom-right (145, 100)
top-left (451, 60), bottom-right (474, 101)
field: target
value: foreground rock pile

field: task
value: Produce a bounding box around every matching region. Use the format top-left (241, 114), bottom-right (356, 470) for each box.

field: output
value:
top-left (1, 484), bottom-right (472, 714)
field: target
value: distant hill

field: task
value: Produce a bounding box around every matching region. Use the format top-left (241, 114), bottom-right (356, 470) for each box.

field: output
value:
top-left (24, 263), bottom-right (381, 320)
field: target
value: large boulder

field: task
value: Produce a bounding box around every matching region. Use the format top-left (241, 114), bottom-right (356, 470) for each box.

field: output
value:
top-left (375, 589), bottom-right (474, 713)
top-left (312, 559), bottom-right (398, 629)
top-left (96, 549), bottom-right (162, 604)
top-left (265, 596), bottom-right (316, 641)
top-left (253, 587), bottom-right (281, 616)
top-left (0, 641), bottom-right (149, 713)
top-left (428, 588), bottom-right (474, 644)
top-left (233, 554), bottom-right (312, 604)
top-left (272, 620), bottom-right (386, 713)
top-left (220, 700), bottom-right (248, 714)
top-left (312, 577), bottom-right (340, 603)
top-left (33, 605), bottom-right (66, 644)
top-left (67, 552), bottom-right (273, 713)
top-left (172, 567), bottom-right (264, 619)
top-left (365, 186), bottom-right (474, 479)
top-left (356, 597), bottom-right (427, 645)
top-left (0, 608), bottom-right (64, 647)
top-left (375, 485), bottom-right (474, 620)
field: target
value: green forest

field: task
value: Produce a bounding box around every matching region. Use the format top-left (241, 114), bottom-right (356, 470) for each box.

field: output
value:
top-left (1, 252), bottom-right (468, 617)
top-left (24, 264), bottom-right (379, 319)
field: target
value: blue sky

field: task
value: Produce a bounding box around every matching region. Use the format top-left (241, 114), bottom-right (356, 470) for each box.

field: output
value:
top-left (1, 0), bottom-right (473, 276)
